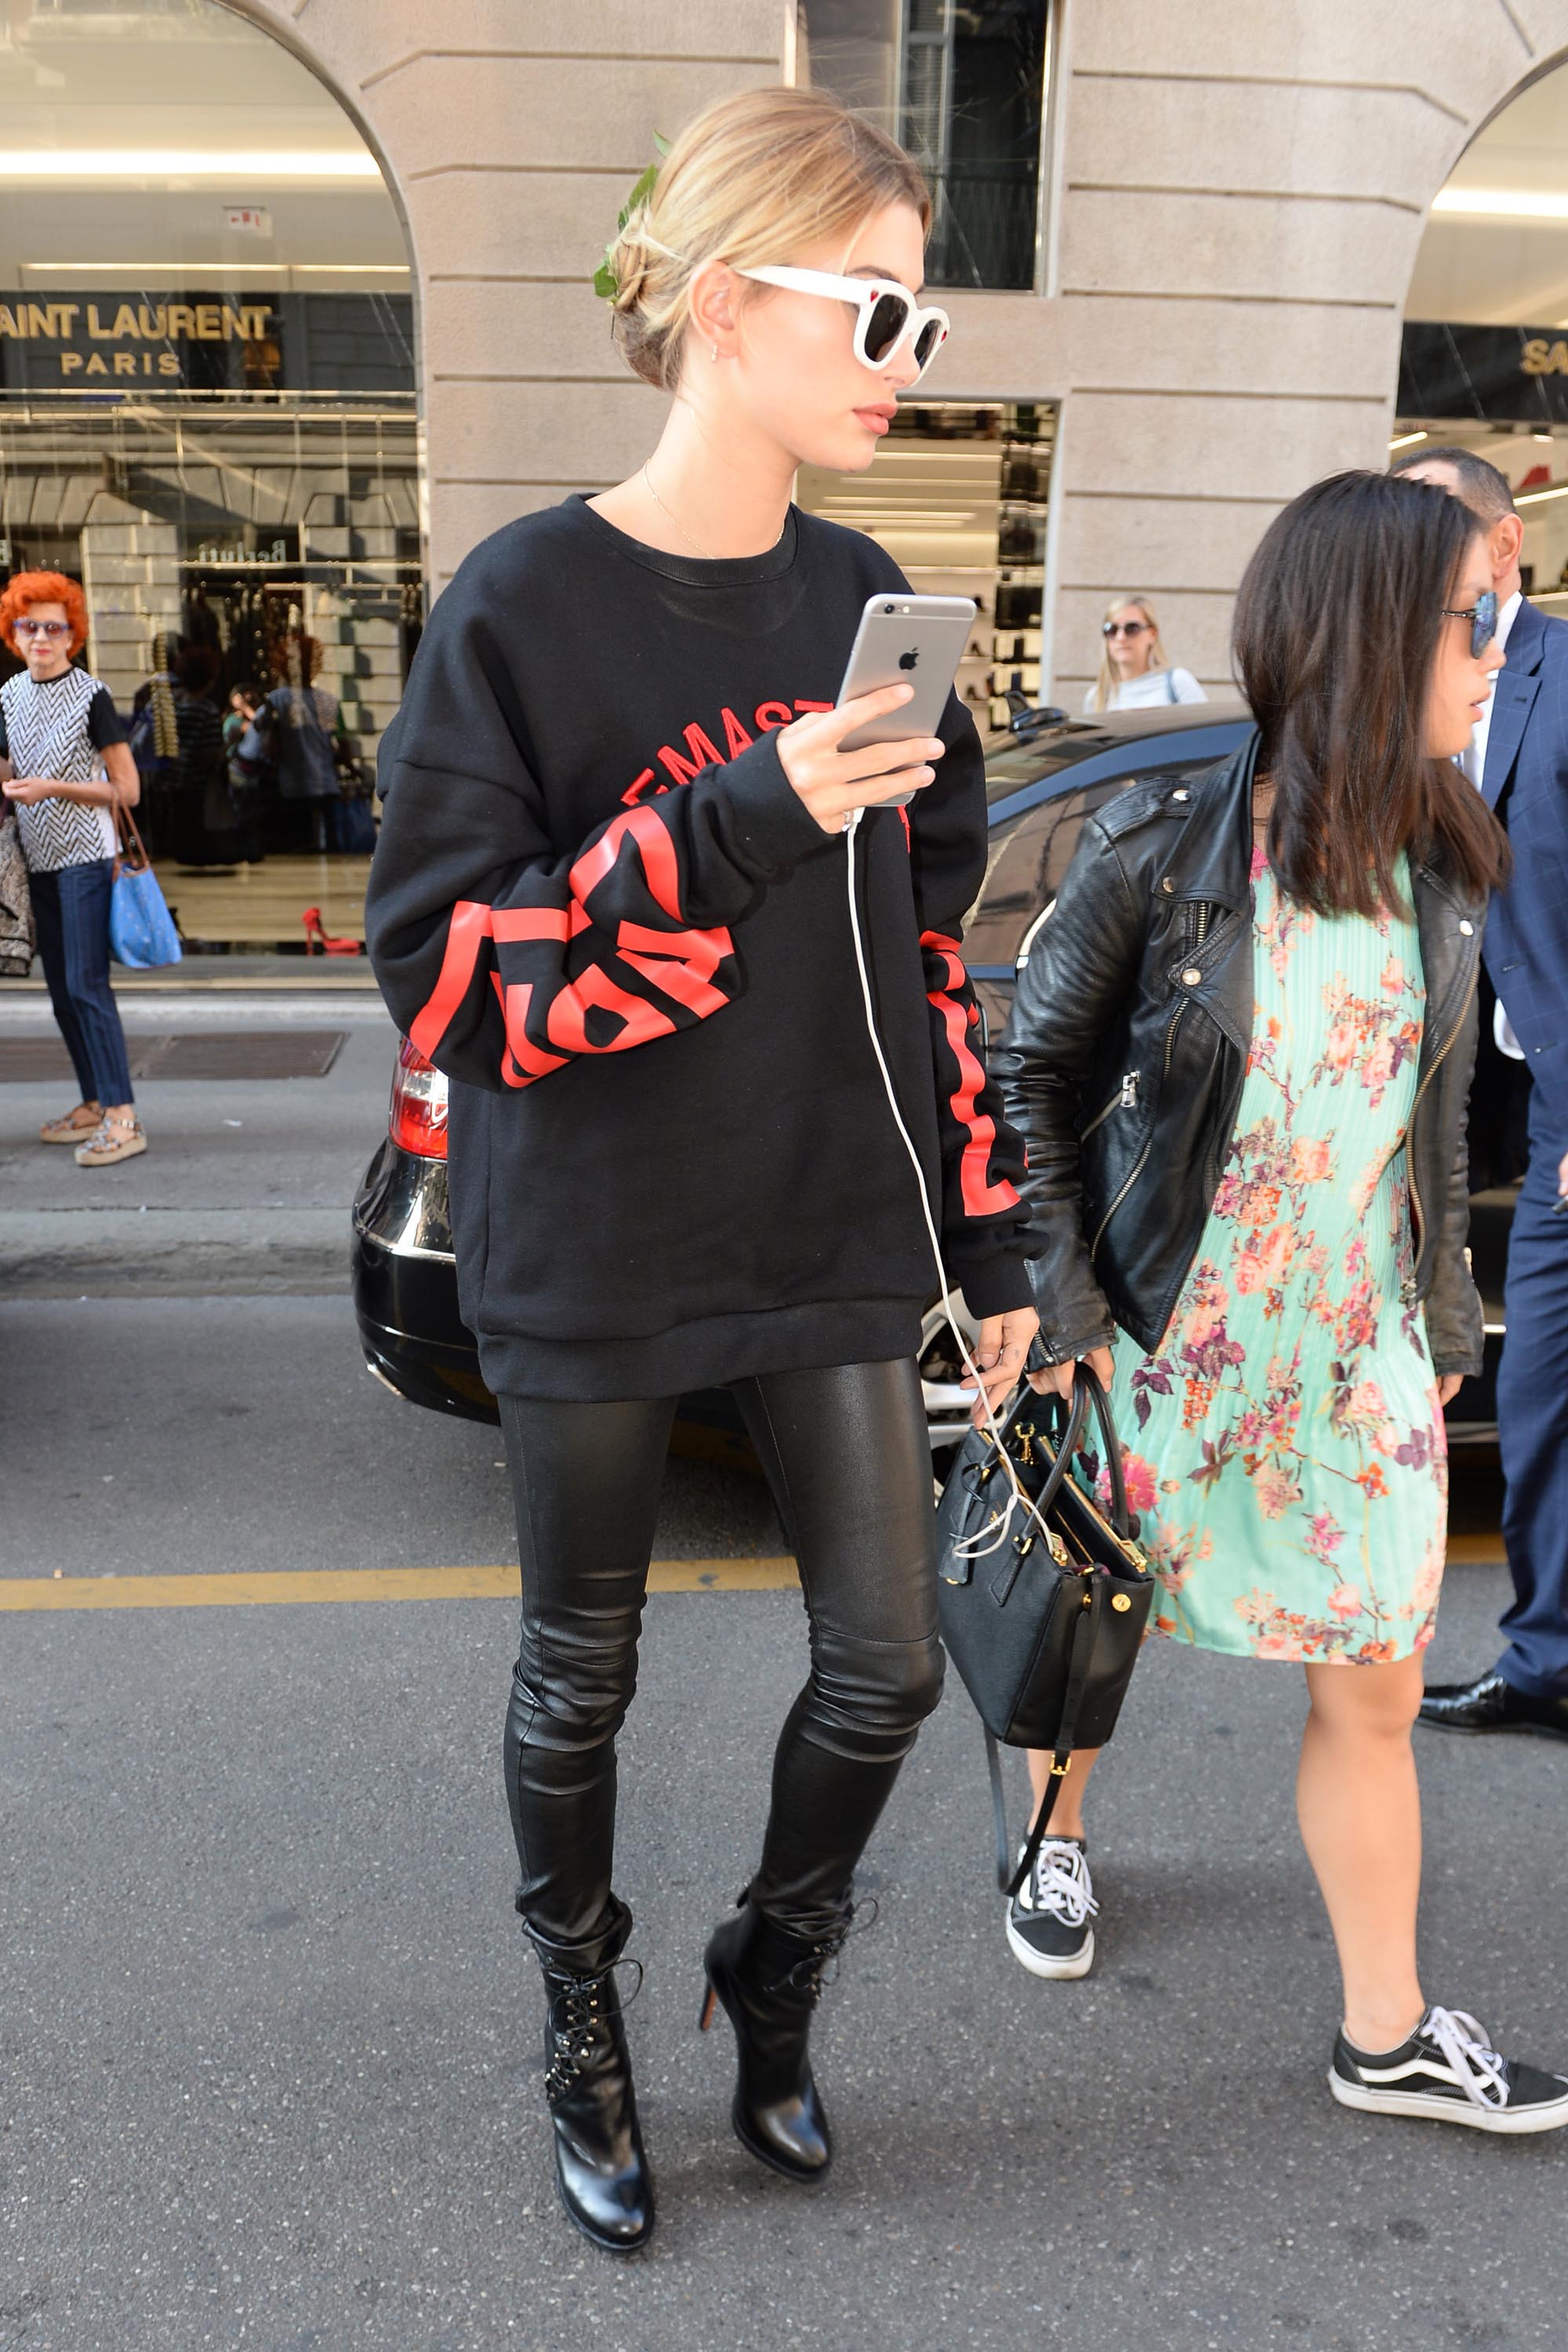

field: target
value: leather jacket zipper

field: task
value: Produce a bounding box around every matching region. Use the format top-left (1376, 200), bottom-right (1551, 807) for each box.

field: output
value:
top-left (1082, 1069), bottom-right (1139, 1140)
top-left (1404, 953), bottom-right (1479, 1284)
top-left (1090, 1015), bottom-right (1179, 1261)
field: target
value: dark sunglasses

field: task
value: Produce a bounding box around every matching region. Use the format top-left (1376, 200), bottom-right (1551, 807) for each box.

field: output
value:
top-left (1102, 619), bottom-right (1149, 640)
top-left (1440, 589), bottom-right (1498, 659)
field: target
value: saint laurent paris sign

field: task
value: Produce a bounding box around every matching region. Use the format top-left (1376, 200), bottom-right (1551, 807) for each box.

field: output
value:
top-left (0, 296), bottom-right (275, 383)
top-left (0, 292), bottom-right (413, 394)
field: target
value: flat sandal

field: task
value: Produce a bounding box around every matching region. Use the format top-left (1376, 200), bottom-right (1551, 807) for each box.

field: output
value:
top-left (74, 1112), bottom-right (147, 1167)
top-left (40, 1100), bottom-right (101, 1145)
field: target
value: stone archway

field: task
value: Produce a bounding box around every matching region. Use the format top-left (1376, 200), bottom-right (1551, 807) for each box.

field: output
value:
top-left (221, 2), bottom-right (782, 595)
top-left (1007, 4), bottom-right (1568, 706)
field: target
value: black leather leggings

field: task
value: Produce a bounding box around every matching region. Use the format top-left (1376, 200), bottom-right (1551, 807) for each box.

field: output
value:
top-left (499, 1359), bottom-right (943, 1973)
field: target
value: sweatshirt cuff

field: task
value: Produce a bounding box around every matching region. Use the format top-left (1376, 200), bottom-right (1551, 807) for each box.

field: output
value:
top-left (719, 731), bottom-right (829, 875)
top-left (958, 1251), bottom-right (1035, 1319)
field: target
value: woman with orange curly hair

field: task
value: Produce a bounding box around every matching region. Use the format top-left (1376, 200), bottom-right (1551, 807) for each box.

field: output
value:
top-left (0, 571), bottom-right (146, 1163)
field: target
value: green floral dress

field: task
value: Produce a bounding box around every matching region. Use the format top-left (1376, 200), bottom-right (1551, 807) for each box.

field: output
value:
top-left (1098, 847), bottom-right (1447, 1664)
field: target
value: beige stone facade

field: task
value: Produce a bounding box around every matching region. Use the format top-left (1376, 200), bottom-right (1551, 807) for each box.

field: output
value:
top-left (234, 0), bottom-right (1568, 702)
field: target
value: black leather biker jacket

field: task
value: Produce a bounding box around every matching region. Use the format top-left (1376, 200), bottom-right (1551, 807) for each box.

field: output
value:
top-left (993, 734), bottom-right (1486, 1378)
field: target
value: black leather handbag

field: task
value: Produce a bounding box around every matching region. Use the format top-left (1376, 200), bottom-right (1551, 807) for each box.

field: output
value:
top-left (935, 1363), bottom-right (1155, 1897)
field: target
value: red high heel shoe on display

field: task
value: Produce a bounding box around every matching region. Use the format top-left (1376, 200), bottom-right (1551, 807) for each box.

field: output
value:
top-left (301, 905), bottom-right (361, 956)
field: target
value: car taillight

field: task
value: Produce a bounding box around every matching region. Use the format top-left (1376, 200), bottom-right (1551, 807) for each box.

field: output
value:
top-left (389, 1035), bottom-right (448, 1159)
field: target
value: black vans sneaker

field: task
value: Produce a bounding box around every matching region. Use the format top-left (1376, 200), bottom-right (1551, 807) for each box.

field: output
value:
top-left (1004, 1836), bottom-right (1098, 1980)
top-left (1331, 2005), bottom-right (1568, 2133)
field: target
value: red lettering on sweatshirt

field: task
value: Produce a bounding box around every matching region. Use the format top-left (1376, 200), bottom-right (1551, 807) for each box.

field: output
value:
top-left (656, 720), bottom-right (725, 788)
top-left (410, 899), bottom-right (494, 1062)
top-left (922, 930), bottom-right (1021, 1220)
top-left (572, 804), bottom-right (682, 920)
top-left (411, 800), bottom-right (739, 1091)
top-left (720, 706), bottom-right (754, 757)
top-left (621, 691), bottom-right (839, 804)
top-left (544, 963), bottom-right (679, 1058)
top-left (493, 977), bottom-right (569, 1087)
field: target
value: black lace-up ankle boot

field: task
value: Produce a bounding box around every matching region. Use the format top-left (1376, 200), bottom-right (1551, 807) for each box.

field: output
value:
top-left (699, 1892), bottom-right (855, 2183)
top-left (539, 1954), bottom-right (654, 2253)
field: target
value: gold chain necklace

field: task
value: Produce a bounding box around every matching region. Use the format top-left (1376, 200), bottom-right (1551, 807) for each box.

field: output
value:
top-left (641, 460), bottom-right (715, 560)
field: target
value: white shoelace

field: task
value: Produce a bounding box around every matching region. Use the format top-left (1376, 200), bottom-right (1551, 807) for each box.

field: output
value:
top-left (1422, 2005), bottom-right (1509, 2111)
top-left (1018, 1840), bottom-right (1099, 1929)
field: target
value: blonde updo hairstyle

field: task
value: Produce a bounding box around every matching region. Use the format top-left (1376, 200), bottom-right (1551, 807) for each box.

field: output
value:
top-left (604, 87), bottom-right (931, 394)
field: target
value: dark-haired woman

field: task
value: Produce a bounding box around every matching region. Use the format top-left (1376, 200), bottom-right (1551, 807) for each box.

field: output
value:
top-left (169, 647), bottom-right (233, 865)
top-left (258, 633), bottom-right (342, 853)
top-left (997, 470), bottom-right (1568, 2130)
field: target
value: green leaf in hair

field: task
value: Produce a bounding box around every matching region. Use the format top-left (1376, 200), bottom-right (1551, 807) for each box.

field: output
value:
top-left (595, 135), bottom-right (670, 304)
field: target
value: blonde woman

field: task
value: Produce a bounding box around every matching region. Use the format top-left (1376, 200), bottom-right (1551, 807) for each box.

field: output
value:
top-left (366, 89), bottom-right (1038, 2251)
top-left (1084, 593), bottom-right (1207, 714)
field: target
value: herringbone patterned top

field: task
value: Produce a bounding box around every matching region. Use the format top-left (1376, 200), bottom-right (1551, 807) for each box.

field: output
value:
top-left (0, 666), bottom-right (118, 873)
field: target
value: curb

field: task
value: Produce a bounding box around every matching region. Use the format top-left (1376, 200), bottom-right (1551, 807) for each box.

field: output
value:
top-left (2, 1209), bottom-right (350, 1300)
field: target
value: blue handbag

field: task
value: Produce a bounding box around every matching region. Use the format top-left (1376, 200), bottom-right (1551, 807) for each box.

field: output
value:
top-left (108, 797), bottom-right (182, 969)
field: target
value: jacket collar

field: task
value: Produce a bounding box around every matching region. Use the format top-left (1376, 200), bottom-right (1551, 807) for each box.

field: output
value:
top-left (1497, 590), bottom-right (1547, 676)
top-left (1482, 593), bottom-right (1545, 805)
top-left (1159, 731), bottom-right (1260, 910)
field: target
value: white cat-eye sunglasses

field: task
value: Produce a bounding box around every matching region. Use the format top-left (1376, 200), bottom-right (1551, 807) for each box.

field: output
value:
top-left (736, 266), bottom-right (951, 384)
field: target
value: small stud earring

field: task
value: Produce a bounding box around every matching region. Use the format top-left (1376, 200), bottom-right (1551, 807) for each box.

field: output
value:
top-left (710, 342), bottom-right (719, 362)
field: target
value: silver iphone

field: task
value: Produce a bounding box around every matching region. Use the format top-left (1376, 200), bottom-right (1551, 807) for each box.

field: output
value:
top-left (836, 591), bottom-right (978, 806)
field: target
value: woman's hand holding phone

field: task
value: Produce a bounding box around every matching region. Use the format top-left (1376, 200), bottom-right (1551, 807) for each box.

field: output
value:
top-left (778, 683), bottom-right (945, 835)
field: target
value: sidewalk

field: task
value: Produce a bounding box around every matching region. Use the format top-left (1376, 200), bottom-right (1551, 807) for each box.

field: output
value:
top-left (0, 985), bottom-right (397, 1299)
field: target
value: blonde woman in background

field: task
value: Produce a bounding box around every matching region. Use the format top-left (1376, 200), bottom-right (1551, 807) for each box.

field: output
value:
top-left (1085, 593), bottom-right (1207, 713)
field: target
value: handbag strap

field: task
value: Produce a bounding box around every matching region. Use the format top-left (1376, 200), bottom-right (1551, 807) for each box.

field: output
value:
top-left (1073, 1359), bottom-right (1134, 1537)
top-left (989, 1570), bottom-right (1107, 1897)
top-left (110, 784), bottom-right (151, 873)
top-left (1024, 1366), bottom-right (1117, 1535)
top-left (1016, 1373), bottom-right (1090, 1522)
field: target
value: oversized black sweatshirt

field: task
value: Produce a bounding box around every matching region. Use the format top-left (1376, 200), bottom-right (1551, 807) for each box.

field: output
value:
top-left (365, 494), bottom-right (1034, 1400)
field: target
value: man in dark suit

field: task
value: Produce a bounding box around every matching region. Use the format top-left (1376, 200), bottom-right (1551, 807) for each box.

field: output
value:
top-left (1394, 445), bottom-right (1568, 1740)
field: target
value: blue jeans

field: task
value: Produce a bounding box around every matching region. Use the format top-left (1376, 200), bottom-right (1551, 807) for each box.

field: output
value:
top-left (29, 858), bottom-right (135, 1108)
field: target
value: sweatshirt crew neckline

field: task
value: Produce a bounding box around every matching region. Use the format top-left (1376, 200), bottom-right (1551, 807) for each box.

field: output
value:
top-left (566, 489), bottom-right (800, 589)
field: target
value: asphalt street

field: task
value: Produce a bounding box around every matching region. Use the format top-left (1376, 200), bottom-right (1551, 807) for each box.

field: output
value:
top-left (4, 1292), bottom-right (1567, 2352)
top-left (0, 989), bottom-right (395, 1298)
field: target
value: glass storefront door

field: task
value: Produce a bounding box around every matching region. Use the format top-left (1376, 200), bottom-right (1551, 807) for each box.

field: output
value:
top-left (0, 0), bottom-right (421, 950)
top-left (797, 398), bottom-right (1056, 733)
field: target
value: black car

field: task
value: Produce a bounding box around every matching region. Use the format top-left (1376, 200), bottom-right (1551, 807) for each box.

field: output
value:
top-left (352, 701), bottom-right (1520, 1450)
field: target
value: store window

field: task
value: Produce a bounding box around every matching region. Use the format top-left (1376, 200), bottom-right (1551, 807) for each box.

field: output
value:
top-left (1397, 58), bottom-right (1568, 615)
top-left (797, 398), bottom-right (1055, 731)
top-left (799, 2), bottom-right (1053, 290)
top-left (0, 0), bottom-right (419, 927)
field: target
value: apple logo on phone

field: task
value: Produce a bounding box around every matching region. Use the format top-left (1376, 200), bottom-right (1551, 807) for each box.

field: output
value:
top-left (898, 648), bottom-right (920, 671)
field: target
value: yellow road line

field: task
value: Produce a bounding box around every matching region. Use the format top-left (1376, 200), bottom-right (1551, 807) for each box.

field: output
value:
top-left (0, 1557), bottom-right (800, 1612)
top-left (2, 1542), bottom-right (1508, 1612)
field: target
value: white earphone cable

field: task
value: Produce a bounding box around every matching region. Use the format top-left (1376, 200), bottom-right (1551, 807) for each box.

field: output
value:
top-left (842, 809), bottom-right (1055, 1560)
